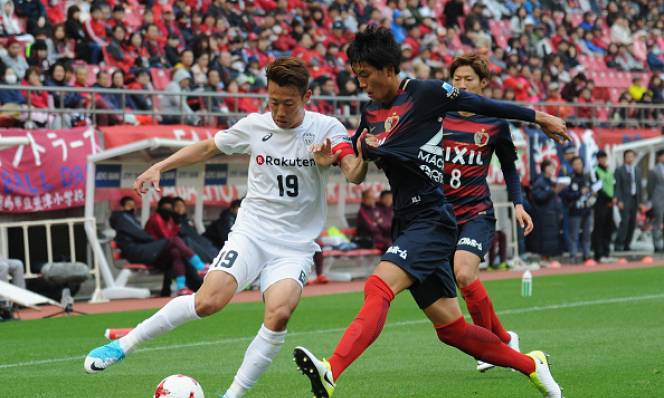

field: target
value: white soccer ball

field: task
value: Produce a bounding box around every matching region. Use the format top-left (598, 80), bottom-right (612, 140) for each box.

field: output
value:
top-left (154, 374), bottom-right (205, 398)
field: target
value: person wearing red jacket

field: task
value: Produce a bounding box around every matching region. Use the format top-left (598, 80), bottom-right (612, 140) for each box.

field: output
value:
top-left (145, 197), bottom-right (180, 240)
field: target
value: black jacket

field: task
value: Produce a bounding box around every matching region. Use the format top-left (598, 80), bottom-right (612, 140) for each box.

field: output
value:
top-left (110, 211), bottom-right (167, 264)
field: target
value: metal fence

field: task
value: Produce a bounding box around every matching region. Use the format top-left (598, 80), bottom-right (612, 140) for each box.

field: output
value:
top-left (0, 84), bottom-right (662, 129)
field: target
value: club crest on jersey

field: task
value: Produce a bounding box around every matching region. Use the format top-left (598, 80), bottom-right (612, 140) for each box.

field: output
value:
top-left (384, 112), bottom-right (400, 134)
top-left (474, 129), bottom-right (490, 147)
top-left (302, 132), bottom-right (315, 145)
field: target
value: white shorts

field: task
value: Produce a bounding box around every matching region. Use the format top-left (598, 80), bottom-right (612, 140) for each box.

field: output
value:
top-left (207, 231), bottom-right (314, 293)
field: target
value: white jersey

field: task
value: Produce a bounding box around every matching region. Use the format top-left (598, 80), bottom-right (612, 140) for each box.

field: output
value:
top-left (214, 111), bottom-right (350, 250)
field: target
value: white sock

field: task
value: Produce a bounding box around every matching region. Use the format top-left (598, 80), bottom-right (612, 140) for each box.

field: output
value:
top-left (225, 324), bottom-right (287, 398)
top-left (119, 294), bottom-right (200, 353)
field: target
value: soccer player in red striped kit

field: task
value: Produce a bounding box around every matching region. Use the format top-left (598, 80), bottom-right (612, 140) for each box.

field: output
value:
top-left (442, 54), bottom-right (534, 372)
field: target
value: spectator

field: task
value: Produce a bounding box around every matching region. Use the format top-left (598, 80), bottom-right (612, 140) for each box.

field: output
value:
top-left (646, 42), bottom-right (664, 72)
top-left (14, 0), bottom-right (45, 34)
top-left (27, 39), bottom-right (50, 71)
top-left (610, 16), bottom-right (632, 46)
top-left (84, 5), bottom-right (107, 49)
top-left (649, 74), bottom-right (663, 104)
top-left (20, 65), bottom-right (48, 127)
top-left (164, 34), bottom-right (182, 68)
top-left (145, 196), bottom-right (180, 240)
top-left (110, 196), bottom-right (202, 296)
top-left (191, 52), bottom-right (210, 87)
top-left (561, 156), bottom-right (595, 263)
top-left (0, 65), bottom-right (25, 105)
top-left (375, 190), bottom-right (393, 242)
top-left (443, 0), bottom-right (464, 28)
top-left (615, 44), bottom-right (644, 71)
top-left (144, 23), bottom-right (166, 67)
top-left (592, 150), bottom-right (616, 262)
top-left (614, 149), bottom-right (642, 251)
top-left (354, 190), bottom-right (391, 252)
top-left (52, 23), bottom-right (74, 60)
top-left (502, 64), bottom-right (531, 102)
top-left (530, 159), bottom-right (563, 259)
top-left (123, 32), bottom-right (150, 70)
top-left (0, 0), bottom-right (31, 41)
top-left (203, 199), bottom-right (241, 250)
top-left (1, 37), bottom-right (28, 79)
top-left (161, 68), bottom-right (199, 125)
top-left (575, 87), bottom-right (596, 125)
top-left (544, 82), bottom-right (573, 118)
top-left (611, 92), bottom-right (637, 127)
top-left (127, 68), bottom-right (154, 112)
top-left (647, 149), bottom-right (664, 252)
top-left (172, 197), bottom-right (218, 263)
top-left (628, 76), bottom-right (649, 101)
top-left (106, 25), bottom-right (132, 73)
top-left (561, 72), bottom-right (587, 102)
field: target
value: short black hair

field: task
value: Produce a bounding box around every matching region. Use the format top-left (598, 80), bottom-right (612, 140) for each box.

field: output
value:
top-left (158, 196), bottom-right (174, 208)
top-left (540, 159), bottom-right (553, 172)
top-left (624, 149), bottom-right (636, 158)
top-left (120, 196), bottom-right (134, 207)
top-left (347, 26), bottom-right (401, 74)
top-left (379, 190), bottom-right (392, 199)
top-left (571, 156), bottom-right (583, 164)
top-left (173, 196), bottom-right (185, 204)
top-left (656, 149), bottom-right (664, 158)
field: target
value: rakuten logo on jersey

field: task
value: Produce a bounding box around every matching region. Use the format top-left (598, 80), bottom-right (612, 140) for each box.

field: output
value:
top-left (255, 154), bottom-right (316, 167)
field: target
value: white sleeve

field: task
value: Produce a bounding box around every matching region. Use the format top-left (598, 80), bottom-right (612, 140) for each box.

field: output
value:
top-left (323, 117), bottom-right (351, 148)
top-left (214, 116), bottom-right (253, 155)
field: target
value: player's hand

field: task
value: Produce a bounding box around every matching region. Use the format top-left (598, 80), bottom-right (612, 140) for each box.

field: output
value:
top-left (535, 111), bottom-right (570, 144)
top-left (515, 204), bottom-right (534, 236)
top-left (310, 138), bottom-right (341, 167)
top-left (133, 167), bottom-right (161, 196)
top-left (356, 128), bottom-right (375, 161)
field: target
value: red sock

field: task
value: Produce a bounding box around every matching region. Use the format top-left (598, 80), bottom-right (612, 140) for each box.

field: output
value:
top-left (328, 275), bottom-right (395, 380)
top-left (435, 316), bottom-right (535, 375)
top-left (460, 279), bottom-right (511, 343)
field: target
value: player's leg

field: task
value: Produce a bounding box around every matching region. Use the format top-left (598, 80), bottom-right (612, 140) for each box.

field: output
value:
top-left (294, 261), bottom-right (412, 398)
top-left (84, 233), bottom-right (256, 373)
top-left (426, 297), bottom-right (562, 397)
top-left (454, 218), bottom-right (515, 360)
top-left (224, 266), bottom-right (305, 398)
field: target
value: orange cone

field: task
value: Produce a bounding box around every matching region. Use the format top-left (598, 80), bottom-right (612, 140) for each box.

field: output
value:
top-left (584, 259), bottom-right (597, 267)
top-left (617, 257), bottom-right (628, 264)
top-left (105, 328), bottom-right (133, 340)
top-left (642, 256), bottom-right (654, 264)
top-left (548, 260), bottom-right (561, 268)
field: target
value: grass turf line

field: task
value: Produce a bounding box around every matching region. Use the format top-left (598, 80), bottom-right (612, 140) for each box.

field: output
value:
top-left (1, 267), bottom-right (663, 397)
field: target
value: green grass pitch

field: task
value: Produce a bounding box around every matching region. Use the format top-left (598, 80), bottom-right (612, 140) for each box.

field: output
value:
top-left (1, 266), bottom-right (663, 397)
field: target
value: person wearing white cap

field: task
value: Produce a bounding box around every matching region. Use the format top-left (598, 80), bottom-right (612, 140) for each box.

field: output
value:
top-left (161, 68), bottom-right (199, 125)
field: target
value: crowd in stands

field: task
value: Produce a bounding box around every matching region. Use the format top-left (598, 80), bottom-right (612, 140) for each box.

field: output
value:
top-left (526, 145), bottom-right (664, 266)
top-left (0, 0), bottom-right (659, 128)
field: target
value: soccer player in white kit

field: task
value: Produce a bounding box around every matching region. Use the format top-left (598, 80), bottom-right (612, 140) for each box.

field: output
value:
top-left (83, 57), bottom-right (366, 398)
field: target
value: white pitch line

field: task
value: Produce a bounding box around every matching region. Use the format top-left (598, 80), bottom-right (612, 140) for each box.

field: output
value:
top-left (1, 293), bottom-right (663, 370)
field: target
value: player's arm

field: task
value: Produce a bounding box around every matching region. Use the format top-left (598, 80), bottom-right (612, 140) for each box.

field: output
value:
top-left (495, 122), bottom-right (533, 235)
top-left (133, 139), bottom-right (220, 195)
top-left (311, 137), bottom-right (368, 184)
top-left (432, 81), bottom-right (569, 143)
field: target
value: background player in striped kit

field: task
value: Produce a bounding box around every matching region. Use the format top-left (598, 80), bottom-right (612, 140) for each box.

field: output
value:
top-left (442, 54), bottom-right (534, 372)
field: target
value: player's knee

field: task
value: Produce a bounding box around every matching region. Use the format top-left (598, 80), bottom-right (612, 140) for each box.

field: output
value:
top-left (455, 268), bottom-right (476, 288)
top-left (194, 293), bottom-right (225, 317)
top-left (264, 305), bottom-right (293, 331)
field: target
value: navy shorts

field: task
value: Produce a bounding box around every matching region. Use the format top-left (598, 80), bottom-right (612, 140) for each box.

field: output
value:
top-left (381, 203), bottom-right (458, 309)
top-left (455, 212), bottom-right (496, 260)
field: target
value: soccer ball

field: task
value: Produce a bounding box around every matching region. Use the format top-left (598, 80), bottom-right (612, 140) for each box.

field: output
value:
top-left (154, 374), bottom-right (205, 398)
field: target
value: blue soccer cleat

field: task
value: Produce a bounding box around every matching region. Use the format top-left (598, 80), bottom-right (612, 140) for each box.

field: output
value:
top-left (84, 340), bottom-right (126, 373)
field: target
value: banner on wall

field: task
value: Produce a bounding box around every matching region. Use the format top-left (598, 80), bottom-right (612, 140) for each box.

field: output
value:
top-left (0, 127), bottom-right (97, 213)
top-left (99, 125), bottom-right (219, 149)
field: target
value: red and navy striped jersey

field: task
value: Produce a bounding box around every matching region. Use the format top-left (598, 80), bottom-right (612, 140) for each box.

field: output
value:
top-left (442, 112), bottom-right (519, 225)
top-left (351, 79), bottom-right (533, 215)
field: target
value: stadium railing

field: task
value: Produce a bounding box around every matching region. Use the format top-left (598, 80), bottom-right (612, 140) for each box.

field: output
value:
top-left (0, 217), bottom-right (102, 292)
top-left (0, 85), bottom-right (662, 129)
